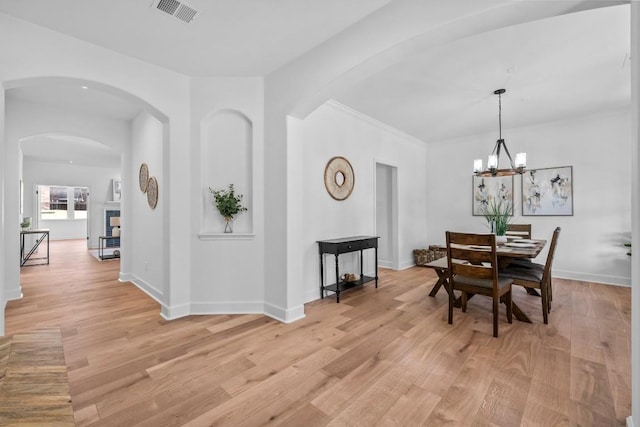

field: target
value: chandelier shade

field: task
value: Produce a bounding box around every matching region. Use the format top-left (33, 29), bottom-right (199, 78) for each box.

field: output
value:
top-left (474, 89), bottom-right (526, 177)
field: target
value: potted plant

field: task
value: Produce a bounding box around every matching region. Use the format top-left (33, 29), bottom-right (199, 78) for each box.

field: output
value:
top-left (209, 184), bottom-right (247, 233)
top-left (20, 217), bottom-right (32, 230)
top-left (481, 198), bottom-right (512, 244)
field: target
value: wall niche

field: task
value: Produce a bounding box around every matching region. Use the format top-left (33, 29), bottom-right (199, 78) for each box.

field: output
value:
top-left (201, 110), bottom-right (253, 236)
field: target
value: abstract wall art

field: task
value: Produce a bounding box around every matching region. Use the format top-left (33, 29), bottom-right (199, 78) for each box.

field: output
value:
top-left (472, 175), bottom-right (513, 216)
top-left (522, 166), bottom-right (573, 216)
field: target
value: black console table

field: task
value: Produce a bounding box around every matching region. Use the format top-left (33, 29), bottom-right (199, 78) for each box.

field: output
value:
top-left (20, 229), bottom-right (50, 267)
top-left (98, 236), bottom-right (120, 260)
top-left (317, 236), bottom-right (379, 303)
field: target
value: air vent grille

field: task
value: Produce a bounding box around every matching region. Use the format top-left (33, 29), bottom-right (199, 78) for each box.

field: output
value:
top-left (153, 0), bottom-right (198, 24)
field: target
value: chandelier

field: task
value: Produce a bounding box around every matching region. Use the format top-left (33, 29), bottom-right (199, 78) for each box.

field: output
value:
top-left (474, 89), bottom-right (526, 177)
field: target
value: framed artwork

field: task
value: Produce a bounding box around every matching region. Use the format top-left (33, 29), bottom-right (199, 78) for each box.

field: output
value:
top-left (472, 175), bottom-right (514, 216)
top-left (522, 166), bottom-right (573, 216)
top-left (112, 178), bottom-right (122, 202)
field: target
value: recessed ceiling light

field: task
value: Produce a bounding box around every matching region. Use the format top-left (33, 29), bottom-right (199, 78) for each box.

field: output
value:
top-left (81, 86), bottom-right (88, 90)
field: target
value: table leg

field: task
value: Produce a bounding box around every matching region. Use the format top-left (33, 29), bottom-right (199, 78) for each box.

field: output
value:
top-left (335, 254), bottom-right (340, 303)
top-left (319, 253), bottom-right (324, 299)
top-left (428, 269), bottom-right (447, 297)
top-left (506, 297), bottom-right (532, 323)
top-left (453, 293), bottom-right (532, 323)
top-left (526, 288), bottom-right (540, 296)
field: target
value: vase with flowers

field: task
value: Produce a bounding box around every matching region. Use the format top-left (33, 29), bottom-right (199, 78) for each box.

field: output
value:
top-left (209, 184), bottom-right (247, 233)
top-left (481, 198), bottom-right (512, 244)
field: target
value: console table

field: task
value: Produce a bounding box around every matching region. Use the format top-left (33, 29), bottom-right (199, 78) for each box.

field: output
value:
top-left (317, 236), bottom-right (379, 303)
top-left (20, 229), bottom-right (50, 267)
top-left (98, 235), bottom-right (120, 260)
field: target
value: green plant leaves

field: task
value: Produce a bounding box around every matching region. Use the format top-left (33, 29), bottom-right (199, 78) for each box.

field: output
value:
top-left (209, 184), bottom-right (247, 220)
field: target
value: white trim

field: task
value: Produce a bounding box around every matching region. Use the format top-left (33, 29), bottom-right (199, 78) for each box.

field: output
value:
top-left (5, 287), bottom-right (22, 301)
top-left (379, 260), bottom-right (393, 269)
top-left (190, 301), bottom-right (264, 315)
top-left (326, 100), bottom-right (425, 147)
top-left (627, 416), bottom-right (633, 427)
top-left (399, 259), bottom-right (416, 270)
top-left (553, 270), bottom-right (631, 287)
top-left (263, 301), bottom-right (305, 323)
top-left (161, 303), bottom-right (190, 320)
top-left (120, 272), bottom-right (164, 303)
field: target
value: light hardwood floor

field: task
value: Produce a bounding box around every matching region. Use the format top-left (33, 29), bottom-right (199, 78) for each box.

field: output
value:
top-left (6, 239), bottom-right (631, 426)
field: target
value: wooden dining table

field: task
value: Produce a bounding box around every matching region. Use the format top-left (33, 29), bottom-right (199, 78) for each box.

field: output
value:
top-left (424, 238), bottom-right (547, 323)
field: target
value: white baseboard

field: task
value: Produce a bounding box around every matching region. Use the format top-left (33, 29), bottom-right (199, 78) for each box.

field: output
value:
top-left (553, 269), bottom-right (631, 287)
top-left (263, 301), bottom-right (305, 323)
top-left (5, 285), bottom-right (23, 301)
top-left (379, 260), bottom-right (393, 269)
top-left (121, 273), bottom-right (163, 301)
top-left (161, 303), bottom-right (190, 320)
top-left (190, 301), bottom-right (264, 316)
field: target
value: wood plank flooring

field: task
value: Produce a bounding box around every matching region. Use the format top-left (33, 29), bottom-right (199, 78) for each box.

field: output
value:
top-left (5, 239), bottom-right (631, 426)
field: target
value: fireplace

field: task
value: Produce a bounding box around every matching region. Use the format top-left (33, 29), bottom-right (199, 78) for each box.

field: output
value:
top-left (105, 209), bottom-right (120, 247)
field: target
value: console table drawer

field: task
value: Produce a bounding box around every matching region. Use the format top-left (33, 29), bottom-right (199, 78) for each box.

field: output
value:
top-left (319, 236), bottom-right (378, 255)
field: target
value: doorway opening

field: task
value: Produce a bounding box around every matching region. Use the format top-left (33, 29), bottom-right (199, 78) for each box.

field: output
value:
top-left (375, 162), bottom-right (399, 269)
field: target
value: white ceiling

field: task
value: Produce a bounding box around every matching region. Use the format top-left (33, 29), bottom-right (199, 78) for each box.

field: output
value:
top-left (0, 0), bottom-right (392, 76)
top-left (20, 134), bottom-right (121, 169)
top-left (0, 1), bottom-right (632, 165)
top-left (336, 4), bottom-right (630, 143)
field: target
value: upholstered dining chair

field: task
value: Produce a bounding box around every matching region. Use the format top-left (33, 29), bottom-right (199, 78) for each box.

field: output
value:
top-left (446, 231), bottom-right (513, 338)
top-left (500, 227), bottom-right (561, 324)
top-left (506, 223), bottom-right (532, 239)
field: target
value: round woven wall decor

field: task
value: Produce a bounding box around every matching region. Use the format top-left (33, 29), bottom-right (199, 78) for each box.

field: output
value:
top-left (147, 176), bottom-right (158, 209)
top-left (139, 163), bottom-right (149, 193)
top-left (324, 156), bottom-right (355, 201)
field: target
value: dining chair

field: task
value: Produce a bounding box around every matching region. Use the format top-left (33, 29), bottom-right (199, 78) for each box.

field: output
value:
top-left (445, 231), bottom-right (513, 338)
top-left (506, 223), bottom-right (532, 239)
top-left (500, 227), bottom-right (561, 324)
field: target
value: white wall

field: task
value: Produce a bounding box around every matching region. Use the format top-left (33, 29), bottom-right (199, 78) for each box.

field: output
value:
top-left (294, 101), bottom-right (428, 303)
top-left (189, 77), bottom-right (266, 316)
top-left (22, 159), bottom-right (120, 243)
top-left (426, 111), bottom-right (632, 286)
top-left (127, 111), bottom-right (165, 302)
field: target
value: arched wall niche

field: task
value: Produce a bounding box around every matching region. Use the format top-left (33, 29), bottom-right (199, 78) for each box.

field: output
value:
top-left (200, 109), bottom-right (254, 236)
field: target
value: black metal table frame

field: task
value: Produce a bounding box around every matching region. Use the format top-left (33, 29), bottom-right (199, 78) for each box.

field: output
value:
top-left (20, 229), bottom-right (50, 267)
top-left (98, 235), bottom-right (121, 260)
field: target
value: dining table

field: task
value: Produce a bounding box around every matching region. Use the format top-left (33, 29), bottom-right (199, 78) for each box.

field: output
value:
top-left (424, 237), bottom-right (547, 323)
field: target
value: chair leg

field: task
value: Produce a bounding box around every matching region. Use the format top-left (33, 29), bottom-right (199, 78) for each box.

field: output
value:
top-left (448, 284), bottom-right (454, 325)
top-left (461, 292), bottom-right (468, 312)
top-left (492, 297), bottom-right (499, 338)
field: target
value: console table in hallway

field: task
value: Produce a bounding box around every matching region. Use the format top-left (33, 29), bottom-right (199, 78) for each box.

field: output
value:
top-left (20, 228), bottom-right (50, 267)
top-left (317, 235), bottom-right (379, 303)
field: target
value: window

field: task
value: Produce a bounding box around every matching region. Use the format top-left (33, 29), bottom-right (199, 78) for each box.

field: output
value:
top-left (39, 185), bottom-right (89, 220)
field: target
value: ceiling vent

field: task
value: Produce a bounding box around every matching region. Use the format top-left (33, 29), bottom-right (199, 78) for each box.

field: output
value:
top-left (152, 0), bottom-right (198, 24)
